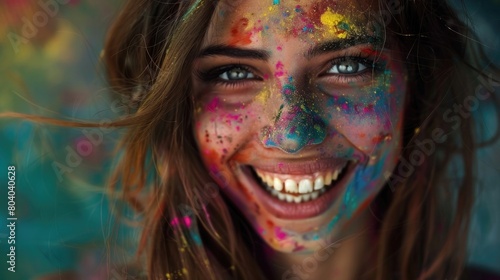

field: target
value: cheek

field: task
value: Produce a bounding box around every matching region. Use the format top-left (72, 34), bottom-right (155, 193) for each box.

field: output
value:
top-left (324, 76), bottom-right (406, 153)
top-left (194, 97), bottom-right (257, 175)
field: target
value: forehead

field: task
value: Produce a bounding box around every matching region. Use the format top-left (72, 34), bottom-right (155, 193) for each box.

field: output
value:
top-left (206, 0), bottom-right (377, 46)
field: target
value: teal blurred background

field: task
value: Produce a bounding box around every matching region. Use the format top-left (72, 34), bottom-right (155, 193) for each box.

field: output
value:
top-left (0, 1), bottom-right (139, 279)
top-left (0, 0), bottom-right (499, 279)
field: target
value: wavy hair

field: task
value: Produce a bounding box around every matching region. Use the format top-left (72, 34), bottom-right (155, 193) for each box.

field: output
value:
top-left (100, 0), bottom-right (500, 279)
top-left (3, 0), bottom-right (499, 279)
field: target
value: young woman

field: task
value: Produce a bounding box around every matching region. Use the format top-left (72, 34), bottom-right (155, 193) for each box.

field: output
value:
top-left (4, 0), bottom-right (499, 279)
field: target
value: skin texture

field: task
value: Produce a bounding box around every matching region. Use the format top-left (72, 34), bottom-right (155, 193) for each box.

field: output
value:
top-left (192, 0), bottom-right (407, 267)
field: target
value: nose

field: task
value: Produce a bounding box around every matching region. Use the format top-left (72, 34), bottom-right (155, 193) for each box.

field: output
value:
top-left (260, 99), bottom-right (327, 154)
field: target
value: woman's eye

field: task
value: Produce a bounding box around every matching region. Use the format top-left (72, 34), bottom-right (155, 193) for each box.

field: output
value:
top-left (327, 59), bottom-right (368, 74)
top-left (219, 67), bottom-right (256, 80)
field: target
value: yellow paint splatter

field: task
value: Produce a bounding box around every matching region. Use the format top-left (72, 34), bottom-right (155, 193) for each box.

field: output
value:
top-left (255, 87), bottom-right (271, 103)
top-left (320, 8), bottom-right (348, 39)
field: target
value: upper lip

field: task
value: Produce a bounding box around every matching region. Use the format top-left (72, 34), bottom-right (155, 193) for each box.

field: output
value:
top-left (242, 158), bottom-right (353, 175)
top-left (230, 140), bottom-right (368, 174)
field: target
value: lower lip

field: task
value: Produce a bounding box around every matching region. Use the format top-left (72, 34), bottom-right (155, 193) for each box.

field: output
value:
top-left (237, 163), bottom-right (357, 220)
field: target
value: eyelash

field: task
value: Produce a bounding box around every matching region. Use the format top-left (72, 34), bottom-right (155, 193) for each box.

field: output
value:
top-left (197, 54), bottom-right (385, 88)
top-left (323, 54), bottom-right (385, 83)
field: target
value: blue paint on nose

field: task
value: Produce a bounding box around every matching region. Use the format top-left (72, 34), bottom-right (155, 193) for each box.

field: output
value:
top-left (261, 104), bottom-right (327, 153)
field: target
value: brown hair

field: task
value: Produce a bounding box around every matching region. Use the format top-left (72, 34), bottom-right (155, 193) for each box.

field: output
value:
top-left (3, 0), bottom-right (499, 279)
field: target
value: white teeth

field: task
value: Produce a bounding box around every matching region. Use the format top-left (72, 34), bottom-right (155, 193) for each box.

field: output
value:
top-left (254, 162), bottom-right (351, 203)
top-left (271, 189), bottom-right (278, 197)
top-left (285, 179), bottom-right (298, 193)
top-left (314, 176), bottom-right (324, 191)
top-left (298, 179), bottom-right (313, 194)
top-left (275, 191), bottom-right (320, 203)
top-left (311, 191), bottom-right (319, 200)
top-left (278, 192), bottom-right (285, 200)
top-left (265, 174), bottom-right (273, 186)
top-left (273, 177), bottom-right (283, 191)
top-left (325, 172), bottom-right (333, 186)
top-left (332, 169), bottom-right (339, 181)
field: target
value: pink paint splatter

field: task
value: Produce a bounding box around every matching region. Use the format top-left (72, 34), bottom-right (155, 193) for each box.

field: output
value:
top-left (275, 61), bottom-right (285, 78)
top-left (225, 114), bottom-right (243, 122)
top-left (292, 243), bottom-right (306, 252)
top-left (206, 97), bottom-right (220, 112)
top-left (257, 226), bottom-right (266, 235)
top-left (274, 227), bottom-right (287, 240)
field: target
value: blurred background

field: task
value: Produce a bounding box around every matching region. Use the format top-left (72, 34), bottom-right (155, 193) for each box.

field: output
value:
top-left (0, 0), bottom-right (499, 279)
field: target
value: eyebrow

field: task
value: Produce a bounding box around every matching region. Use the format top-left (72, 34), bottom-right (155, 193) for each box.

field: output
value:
top-left (198, 45), bottom-right (270, 60)
top-left (306, 35), bottom-right (382, 59)
top-left (197, 36), bottom-right (382, 61)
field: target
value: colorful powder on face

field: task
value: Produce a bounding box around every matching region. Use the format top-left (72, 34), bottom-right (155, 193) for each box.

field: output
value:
top-left (326, 96), bottom-right (377, 115)
top-left (292, 243), bottom-right (306, 252)
top-left (229, 18), bottom-right (252, 45)
top-left (273, 0), bottom-right (280, 5)
top-left (255, 86), bottom-right (272, 103)
top-left (275, 61), bottom-right (285, 78)
top-left (223, 113), bottom-right (243, 126)
top-left (206, 97), bottom-right (220, 112)
top-left (282, 83), bottom-right (296, 95)
top-left (340, 152), bottom-right (392, 222)
top-left (307, 0), bottom-right (338, 25)
top-left (274, 227), bottom-right (287, 240)
top-left (320, 8), bottom-right (349, 38)
top-left (262, 103), bottom-right (327, 153)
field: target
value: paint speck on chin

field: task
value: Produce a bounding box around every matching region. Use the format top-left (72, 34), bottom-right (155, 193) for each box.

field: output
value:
top-left (274, 227), bottom-right (287, 240)
top-left (292, 242), bottom-right (306, 252)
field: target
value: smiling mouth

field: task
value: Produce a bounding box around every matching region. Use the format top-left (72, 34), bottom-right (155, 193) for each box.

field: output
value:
top-left (249, 163), bottom-right (350, 203)
top-left (237, 159), bottom-right (357, 219)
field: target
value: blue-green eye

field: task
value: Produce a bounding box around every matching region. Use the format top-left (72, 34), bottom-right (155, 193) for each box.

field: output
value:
top-left (327, 58), bottom-right (368, 74)
top-left (219, 67), bottom-right (256, 80)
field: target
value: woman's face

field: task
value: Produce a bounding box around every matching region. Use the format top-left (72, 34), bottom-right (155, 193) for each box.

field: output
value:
top-left (192, 0), bottom-right (407, 253)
